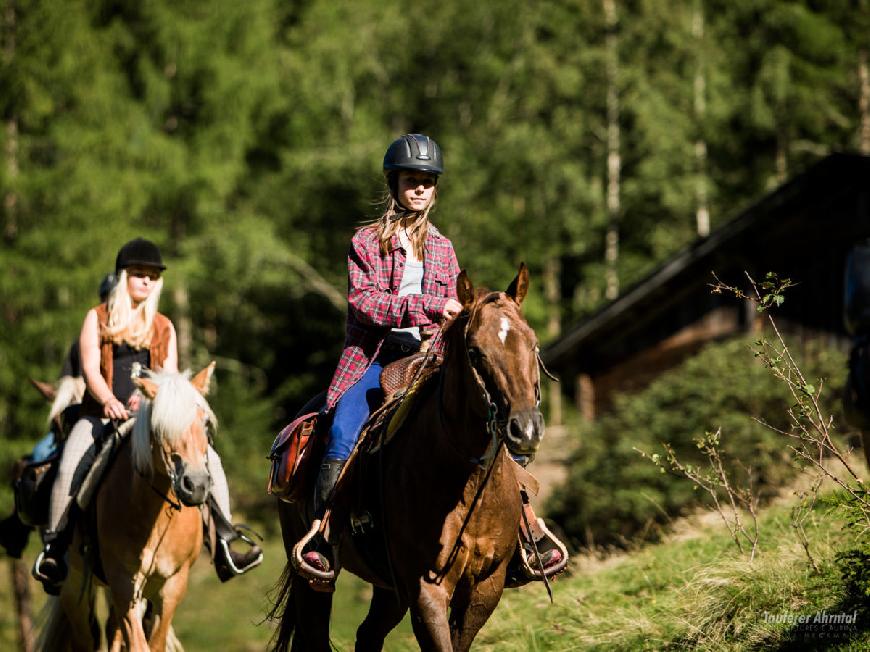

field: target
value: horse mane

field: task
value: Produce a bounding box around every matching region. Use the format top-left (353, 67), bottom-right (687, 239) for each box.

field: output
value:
top-left (132, 369), bottom-right (217, 475)
top-left (442, 288), bottom-right (507, 353)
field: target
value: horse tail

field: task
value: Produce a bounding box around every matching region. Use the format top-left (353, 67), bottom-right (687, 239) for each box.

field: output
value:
top-left (36, 597), bottom-right (72, 651)
top-left (267, 562), bottom-right (297, 652)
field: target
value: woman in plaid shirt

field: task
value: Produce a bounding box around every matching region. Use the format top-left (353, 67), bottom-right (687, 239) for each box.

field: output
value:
top-left (304, 134), bottom-right (462, 572)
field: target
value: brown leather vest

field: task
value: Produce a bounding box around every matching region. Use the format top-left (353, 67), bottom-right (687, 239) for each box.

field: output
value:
top-left (80, 303), bottom-right (172, 416)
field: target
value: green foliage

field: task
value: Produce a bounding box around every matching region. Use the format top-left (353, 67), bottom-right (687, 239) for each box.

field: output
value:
top-left (547, 334), bottom-right (848, 547)
top-left (0, 0), bottom-right (866, 534)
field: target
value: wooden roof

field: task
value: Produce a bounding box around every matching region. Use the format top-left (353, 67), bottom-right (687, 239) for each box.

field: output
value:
top-left (544, 153), bottom-right (870, 374)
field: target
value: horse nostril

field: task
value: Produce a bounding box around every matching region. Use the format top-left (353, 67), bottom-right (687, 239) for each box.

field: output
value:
top-left (509, 417), bottom-right (525, 442)
top-left (181, 475), bottom-right (195, 493)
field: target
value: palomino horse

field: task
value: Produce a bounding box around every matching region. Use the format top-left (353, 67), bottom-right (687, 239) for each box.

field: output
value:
top-left (39, 364), bottom-right (216, 652)
top-left (271, 264), bottom-right (545, 652)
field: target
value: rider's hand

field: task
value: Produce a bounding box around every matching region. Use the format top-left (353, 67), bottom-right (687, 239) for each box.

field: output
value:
top-left (103, 396), bottom-right (129, 421)
top-left (127, 392), bottom-right (141, 414)
top-left (442, 298), bottom-right (463, 321)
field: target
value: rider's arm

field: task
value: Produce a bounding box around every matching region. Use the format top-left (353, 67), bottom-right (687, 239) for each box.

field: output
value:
top-left (80, 309), bottom-right (127, 420)
top-left (347, 229), bottom-right (446, 329)
top-left (160, 322), bottom-right (179, 373)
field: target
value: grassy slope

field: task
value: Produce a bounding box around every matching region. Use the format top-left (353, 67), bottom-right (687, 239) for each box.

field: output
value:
top-left (475, 494), bottom-right (869, 651)
top-left (1, 489), bottom-right (868, 650)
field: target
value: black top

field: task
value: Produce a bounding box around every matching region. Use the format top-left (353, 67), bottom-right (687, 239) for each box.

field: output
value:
top-left (112, 343), bottom-right (150, 403)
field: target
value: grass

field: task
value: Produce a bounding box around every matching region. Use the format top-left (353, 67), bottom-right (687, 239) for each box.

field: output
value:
top-left (1, 486), bottom-right (868, 650)
top-left (473, 491), bottom-right (869, 651)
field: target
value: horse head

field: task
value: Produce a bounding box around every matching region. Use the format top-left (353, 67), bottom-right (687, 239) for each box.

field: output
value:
top-left (454, 263), bottom-right (544, 457)
top-left (132, 363), bottom-right (217, 507)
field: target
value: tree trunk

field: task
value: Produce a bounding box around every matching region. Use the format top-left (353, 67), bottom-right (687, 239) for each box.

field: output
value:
top-left (11, 559), bottom-right (35, 652)
top-left (543, 257), bottom-right (562, 426)
top-left (859, 48), bottom-right (870, 155)
top-left (604, 0), bottom-right (620, 300)
top-left (173, 282), bottom-right (193, 368)
top-left (693, 1), bottom-right (710, 237)
top-left (3, 0), bottom-right (18, 244)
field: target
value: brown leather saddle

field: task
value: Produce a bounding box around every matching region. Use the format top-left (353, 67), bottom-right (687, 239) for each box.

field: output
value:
top-left (379, 352), bottom-right (442, 401)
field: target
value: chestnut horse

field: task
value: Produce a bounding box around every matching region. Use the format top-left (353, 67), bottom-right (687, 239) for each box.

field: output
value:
top-left (39, 364), bottom-right (216, 652)
top-left (271, 264), bottom-right (545, 651)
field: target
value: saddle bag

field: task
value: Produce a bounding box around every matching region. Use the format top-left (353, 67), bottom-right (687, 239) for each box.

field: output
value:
top-left (267, 412), bottom-right (321, 503)
top-left (13, 453), bottom-right (60, 527)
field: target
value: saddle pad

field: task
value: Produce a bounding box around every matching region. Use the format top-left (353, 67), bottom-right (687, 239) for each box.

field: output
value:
top-left (75, 419), bottom-right (135, 510)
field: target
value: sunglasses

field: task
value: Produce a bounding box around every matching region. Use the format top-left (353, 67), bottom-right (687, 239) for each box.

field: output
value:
top-left (127, 268), bottom-right (162, 281)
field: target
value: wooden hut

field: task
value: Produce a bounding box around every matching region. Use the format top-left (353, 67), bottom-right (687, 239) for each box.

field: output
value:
top-left (543, 153), bottom-right (870, 420)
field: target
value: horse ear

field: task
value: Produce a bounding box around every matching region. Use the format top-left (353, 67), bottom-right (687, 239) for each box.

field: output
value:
top-left (135, 377), bottom-right (159, 400)
top-left (456, 270), bottom-right (475, 310)
top-left (29, 379), bottom-right (57, 402)
top-left (506, 262), bottom-right (529, 306)
top-left (191, 361), bottom-right (216, 396)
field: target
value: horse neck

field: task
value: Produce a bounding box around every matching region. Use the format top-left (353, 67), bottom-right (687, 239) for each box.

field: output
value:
top-left (438, 333), bottom-right (495, 463)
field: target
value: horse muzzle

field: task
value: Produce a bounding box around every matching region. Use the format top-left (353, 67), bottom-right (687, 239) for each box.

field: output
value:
top-left (504, 408), bottom-right (544, 456)
top-left (171, 454), bottom-right (212, 507)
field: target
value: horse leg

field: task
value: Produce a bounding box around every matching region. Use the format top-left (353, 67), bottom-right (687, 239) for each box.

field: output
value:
top-left (147, 569), bottom-right (189, 652)
top-left (106, 573), bottom-right (150, 652)
top-left (58, 564), bottom-right (100, 651)
top-left (409, 581), bottom-right (452, 651)
top-left (355, 585), bottom-right (408, 652)
top-left (290, 573), bottom-right (334, 652)
top-left (449, 575), bottom-right (505, 652)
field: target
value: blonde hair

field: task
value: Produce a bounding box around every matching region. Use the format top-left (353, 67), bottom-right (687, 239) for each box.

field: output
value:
top-left (102, 269), bottom-right (164, 348)
top-left (369, 185), bottom-right (438, 259)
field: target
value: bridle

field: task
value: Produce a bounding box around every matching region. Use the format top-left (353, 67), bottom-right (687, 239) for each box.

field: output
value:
top-left (140, 411), bottom-right (214, 513)
top-left (429, 300), bottom-right (547, 583)
top-left (454, 301), bottom-right (547, 466)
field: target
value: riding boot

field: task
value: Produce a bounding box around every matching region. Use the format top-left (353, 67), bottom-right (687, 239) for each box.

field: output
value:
top-left (207, 495), bottom-right (264, 583)
top-left (505, 490), bottom-right (569, 588)
top-left (32, 527), bottom-right (72, 595)
top-left (302, 459), bottom-right (346, 573)
top-left (0, 511), bottom-right (33, 559)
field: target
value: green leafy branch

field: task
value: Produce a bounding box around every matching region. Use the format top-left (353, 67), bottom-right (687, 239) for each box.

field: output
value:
top-left (637, 428), bottom-right (760, 560)
top-left (713, 271), bottom-right (870, 529)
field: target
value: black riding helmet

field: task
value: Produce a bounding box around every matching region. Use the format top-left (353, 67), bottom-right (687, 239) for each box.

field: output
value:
top-left (115, 238), bottom-right (166, 274)
top-left (383, 134), bottom-right (444, 175)
top-left (383, 134), bottom-right (443, 203)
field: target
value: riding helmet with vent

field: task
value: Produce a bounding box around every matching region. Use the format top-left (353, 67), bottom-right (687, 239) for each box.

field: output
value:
top-left (383, 134), bottom-right (443, 176)
top-left (115, 238), bottom-right (166, 273)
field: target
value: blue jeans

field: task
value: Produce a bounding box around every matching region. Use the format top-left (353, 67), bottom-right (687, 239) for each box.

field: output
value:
top-left (32, 432), bottom-right (58, 463)
top-left (325, 349), bottom-right (406, 461)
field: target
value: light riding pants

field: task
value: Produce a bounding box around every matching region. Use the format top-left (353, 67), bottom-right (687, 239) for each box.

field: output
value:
top-left (48, 417), bottom-right (232, 533)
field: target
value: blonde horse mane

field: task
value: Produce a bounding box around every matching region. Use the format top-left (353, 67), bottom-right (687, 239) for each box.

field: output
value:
top-left (132, 369), bottom-right (216, 475)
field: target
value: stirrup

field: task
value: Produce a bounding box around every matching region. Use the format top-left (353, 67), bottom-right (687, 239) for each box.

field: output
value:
top-left (516, 517), bottom-right (569, 582)
top-left (213, 529), bottom-right (264, 582)
top-left (32, 549), bottom-right (66, 596)
top-left (291, 519), bottom-right (336, 592)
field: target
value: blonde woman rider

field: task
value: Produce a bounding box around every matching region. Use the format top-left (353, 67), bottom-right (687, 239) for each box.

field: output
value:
top-left (33, 238), bottom-right (262, 594)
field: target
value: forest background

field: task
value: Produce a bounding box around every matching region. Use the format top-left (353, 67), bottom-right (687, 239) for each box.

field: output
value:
top-left (1, 0), bottom-right (869, 547)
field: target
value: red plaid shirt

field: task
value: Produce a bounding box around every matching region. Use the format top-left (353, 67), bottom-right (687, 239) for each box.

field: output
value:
top-left (325, 224), bottom-right (460, 409)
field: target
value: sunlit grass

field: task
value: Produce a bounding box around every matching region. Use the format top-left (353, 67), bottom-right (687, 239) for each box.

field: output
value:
top-left (2, 491), bottom-right (868, 650)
